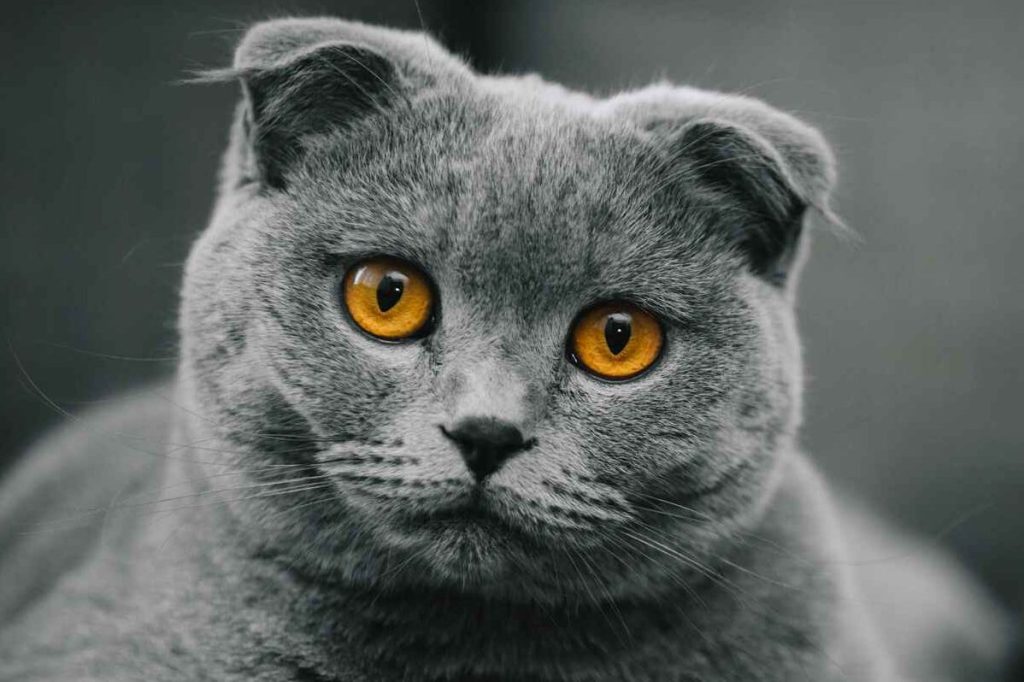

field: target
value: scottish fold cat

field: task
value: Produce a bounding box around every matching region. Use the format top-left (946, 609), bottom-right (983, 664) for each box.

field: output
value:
top-left (0, 17), bottom-right (1014, 681)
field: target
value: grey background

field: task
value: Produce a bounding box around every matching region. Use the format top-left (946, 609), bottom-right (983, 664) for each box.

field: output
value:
top-left (2, 1), bottom-right (1021, 609)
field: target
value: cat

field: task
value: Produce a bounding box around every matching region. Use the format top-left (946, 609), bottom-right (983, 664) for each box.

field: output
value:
top-left (0, 17), bottom-right (1015, 682)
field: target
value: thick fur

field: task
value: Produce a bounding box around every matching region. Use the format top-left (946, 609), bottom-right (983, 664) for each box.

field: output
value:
top-left (0, 17), bottom-right (1012, 681)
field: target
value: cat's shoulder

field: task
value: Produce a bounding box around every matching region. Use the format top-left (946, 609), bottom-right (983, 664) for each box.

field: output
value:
top-left (0, 380), bottom-right (174, 621)
top-left (837, 493), bottom-right (1014, 680)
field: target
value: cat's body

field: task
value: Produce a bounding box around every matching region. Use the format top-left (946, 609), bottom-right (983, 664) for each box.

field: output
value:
top-left (0, 17), bottom-right (1013, 681)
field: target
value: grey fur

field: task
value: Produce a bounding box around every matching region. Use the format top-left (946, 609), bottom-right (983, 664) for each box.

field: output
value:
top-left (0, 17), bottom-right (1013, 681)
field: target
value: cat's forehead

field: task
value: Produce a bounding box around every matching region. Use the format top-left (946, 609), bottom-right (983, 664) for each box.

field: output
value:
top-left (441, 113), bottom-right (636, 304)
top-left (429, 110), bottom-right (705, 320)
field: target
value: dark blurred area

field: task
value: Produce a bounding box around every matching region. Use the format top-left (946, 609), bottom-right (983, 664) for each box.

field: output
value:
top-left (2, 0), bottom-right (1021, 609)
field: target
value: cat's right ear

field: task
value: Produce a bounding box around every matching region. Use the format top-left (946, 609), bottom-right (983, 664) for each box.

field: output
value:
top-left (195, 18), bottom-right (465, 189)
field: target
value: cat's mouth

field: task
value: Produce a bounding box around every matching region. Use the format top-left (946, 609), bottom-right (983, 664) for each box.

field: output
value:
top-left (403, 488), bottom-right (510, 534)
top-left (387, 485), bottom-right (552, 559)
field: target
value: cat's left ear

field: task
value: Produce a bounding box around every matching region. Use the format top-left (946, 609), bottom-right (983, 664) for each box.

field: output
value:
top-left (610, 86), bottom-right (839, 287)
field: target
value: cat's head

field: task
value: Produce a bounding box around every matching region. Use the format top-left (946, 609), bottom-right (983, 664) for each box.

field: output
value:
top-left (180, 18), bottom-right (836, 601)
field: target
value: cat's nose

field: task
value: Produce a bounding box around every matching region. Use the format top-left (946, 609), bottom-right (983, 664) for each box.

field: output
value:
top-left (441, 416), bottom-right (533, 483)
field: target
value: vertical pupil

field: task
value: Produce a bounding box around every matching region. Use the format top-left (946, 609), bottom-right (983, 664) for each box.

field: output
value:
top-left (604, 313), bottom-right (632, 355)
top-left (376, 272), bottom-right (406, 312)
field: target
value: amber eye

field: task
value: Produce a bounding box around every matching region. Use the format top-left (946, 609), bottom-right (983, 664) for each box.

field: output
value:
top-left (342, 257), bottom-right (435, 340)
top-left (569, 301), bottom-right (663, 380)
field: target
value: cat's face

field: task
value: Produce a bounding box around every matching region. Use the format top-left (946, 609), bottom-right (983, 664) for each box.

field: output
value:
top-left (181, 19), bottom-right (832, 601)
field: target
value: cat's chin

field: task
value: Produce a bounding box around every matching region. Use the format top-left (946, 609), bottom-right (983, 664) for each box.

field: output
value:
top-left (373, 491), bottom-right (543, 585)
top-left (338, 482), bottom-right (617, 594)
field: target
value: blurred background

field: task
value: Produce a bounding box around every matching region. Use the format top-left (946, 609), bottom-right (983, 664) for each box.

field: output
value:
top-left (2, 0), bottom-right (1021, 609)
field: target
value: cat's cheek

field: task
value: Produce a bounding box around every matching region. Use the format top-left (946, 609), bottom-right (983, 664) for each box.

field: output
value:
top-left (248, 323), bottom-right (413, 441)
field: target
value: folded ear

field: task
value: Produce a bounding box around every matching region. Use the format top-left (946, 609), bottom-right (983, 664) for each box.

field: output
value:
top-left (672, 118), bottom-right (825, 284)
top-left (200, 18), bottom-right (467, 189)
top-left (608, 86), bottom-right (838, 286)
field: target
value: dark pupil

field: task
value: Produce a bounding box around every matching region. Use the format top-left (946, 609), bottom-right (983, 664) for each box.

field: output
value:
top-left (376, 272), bottom-right (407, 312)
top-left (604, 313), bottom-right (632, 355)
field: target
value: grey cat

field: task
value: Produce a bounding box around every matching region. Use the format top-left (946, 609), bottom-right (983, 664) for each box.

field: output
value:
top-left (0, 17), bottom-right (1015, 682)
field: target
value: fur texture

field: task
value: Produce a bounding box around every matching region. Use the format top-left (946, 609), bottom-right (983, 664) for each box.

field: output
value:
top-left (0, 17), bottom-right (1012, 681)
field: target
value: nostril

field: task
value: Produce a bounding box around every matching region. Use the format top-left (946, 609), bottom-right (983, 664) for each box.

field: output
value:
top-left (440, 417), bottom-right (532, 482)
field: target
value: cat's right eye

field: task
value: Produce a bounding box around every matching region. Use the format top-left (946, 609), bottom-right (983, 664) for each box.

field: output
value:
top-left (342, 257), bottom-right (435, 340)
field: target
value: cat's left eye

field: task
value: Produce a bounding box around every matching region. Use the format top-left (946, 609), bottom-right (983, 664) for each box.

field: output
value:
top-left (342, 257), bottom-right (435, 340)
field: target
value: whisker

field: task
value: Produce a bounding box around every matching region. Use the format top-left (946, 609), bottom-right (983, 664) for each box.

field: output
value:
top-left (17, 479), bottom-right (338, 535)
top-left (595, 532), bottom-right (709, 611)
top-left (32, 340), bottom-right (177, 363)
top-left (620, 524), bottom-right (851, 681)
